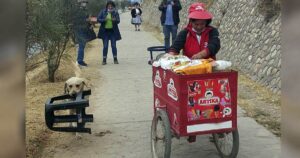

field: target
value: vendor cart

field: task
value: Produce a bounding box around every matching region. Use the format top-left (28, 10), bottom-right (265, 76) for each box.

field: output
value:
top-left (148, 47), bottom-right (239, 158)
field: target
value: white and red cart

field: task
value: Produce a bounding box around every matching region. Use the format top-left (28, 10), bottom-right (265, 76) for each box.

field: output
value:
top-left (148, 47), bottom-right (239, 158)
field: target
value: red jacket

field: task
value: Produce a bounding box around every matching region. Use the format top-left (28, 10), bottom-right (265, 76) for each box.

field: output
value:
top-left (168, 24), bottom-right (220, 59)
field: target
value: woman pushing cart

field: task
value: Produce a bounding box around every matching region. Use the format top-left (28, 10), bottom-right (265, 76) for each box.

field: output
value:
top-left (149, 3), bottom-right (239, 158)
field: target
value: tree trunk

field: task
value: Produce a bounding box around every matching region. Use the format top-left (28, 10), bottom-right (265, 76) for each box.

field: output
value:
top-left (47, 39), bottom-right (68, 82)
top-left (47, 50), bottom-right (58, 82)
top-left (48, 66), bottom-right (55, 82)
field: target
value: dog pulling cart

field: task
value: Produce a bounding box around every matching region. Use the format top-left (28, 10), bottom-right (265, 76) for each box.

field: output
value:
top-left (148, 46), bottom-right (239, 158)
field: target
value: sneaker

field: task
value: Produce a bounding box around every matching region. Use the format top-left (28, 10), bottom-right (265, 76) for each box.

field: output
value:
top-left (114, 58), bottom-right (119, 64)
top-left (77, 61), bottom-right (88, 66)
top-left (138, 29), bottom-right (140, 31)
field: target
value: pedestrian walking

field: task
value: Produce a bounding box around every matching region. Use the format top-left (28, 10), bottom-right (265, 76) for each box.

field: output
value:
top-left (131, 2), bottom-right (142, 31)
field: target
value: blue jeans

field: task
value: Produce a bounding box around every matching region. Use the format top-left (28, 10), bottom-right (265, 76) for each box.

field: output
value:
top-left (102, 30), bottom-right (117, 59)
top-left (163, 25), bottom-right (178, 49)
top-left (77, 41), bottom-right (86, 63)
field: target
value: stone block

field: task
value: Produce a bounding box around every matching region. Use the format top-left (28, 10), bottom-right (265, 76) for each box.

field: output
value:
top-left (267, 67), bottom-right (272, 76)
top-left (272, 68), bottom-right (277, 75)
top-left (266, 54), bottom-right (271, 60)
top-left (276, 45), bottom-right (281, 50)
top-left (277, 59), bottom-right (281, 68)
top-left (271, 51), bottom-right (277, 58)
top-left (271, 45), bottom-right (276, 52)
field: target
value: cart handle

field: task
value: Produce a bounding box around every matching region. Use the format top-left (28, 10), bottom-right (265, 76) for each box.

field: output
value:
top-left (147, 46), bottom-right (167, 52)
top-left (147, 46), bottom-right (167, 65)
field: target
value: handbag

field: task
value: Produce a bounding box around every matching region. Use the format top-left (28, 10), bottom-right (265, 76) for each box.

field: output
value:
top-left (87, 27), bottom-right (96, 42)
top-left (131, 18), bottom-right (135, 24)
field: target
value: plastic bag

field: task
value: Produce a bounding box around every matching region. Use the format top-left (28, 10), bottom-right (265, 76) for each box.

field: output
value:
top-left (159, 55), bottom-right (191, 70)
top-left (214, 60), bottom-right (232, 70)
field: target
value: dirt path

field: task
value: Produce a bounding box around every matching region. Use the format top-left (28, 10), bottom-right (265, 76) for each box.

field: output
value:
top-left (40, 12), bottom-right (280, 158)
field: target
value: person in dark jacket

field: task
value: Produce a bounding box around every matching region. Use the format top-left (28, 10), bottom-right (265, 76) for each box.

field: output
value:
top-left (97, 1), bottom-right (121, 65)
top-left (168, 2), bottom-right (220, 60)
top-left (72, 0), bottom-right (95, 66)
top-left (158, 0), bottom-right (182, 49)
top-left (131, 2), bottom-right (142, 31)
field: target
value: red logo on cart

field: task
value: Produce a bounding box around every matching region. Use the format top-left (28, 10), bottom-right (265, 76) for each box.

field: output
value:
top-left (167, 78), bottom-right (178, 101)
top-left (154, 70), bottom-right (162, 88)
top-left (198, 97), bottom-right (220, 105)
top-left (198, 90), bottom-right (220, 106)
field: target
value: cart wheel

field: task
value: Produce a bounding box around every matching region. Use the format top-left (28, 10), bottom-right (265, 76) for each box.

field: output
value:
top-left (213, 130), bottom-right (239, 158)
top-left (151, 110), bottom-right (172, 158)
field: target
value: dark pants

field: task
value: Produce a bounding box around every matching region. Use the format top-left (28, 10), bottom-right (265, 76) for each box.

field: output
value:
top-left (75, 30), bottom-right (87, 63)
top-left (77, 41), bottom-right (86, 63)
top-left (163, 25), bottom-right (178, 49)
top-left (102, 30), bottom-right (117, 59)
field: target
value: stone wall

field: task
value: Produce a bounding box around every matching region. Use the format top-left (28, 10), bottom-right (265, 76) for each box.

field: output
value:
top-left (142, 0), bottom-right (281, 94)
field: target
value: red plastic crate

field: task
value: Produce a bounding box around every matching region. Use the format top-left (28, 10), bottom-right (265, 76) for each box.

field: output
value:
top-left (152, 66), bottom-right (238, 137)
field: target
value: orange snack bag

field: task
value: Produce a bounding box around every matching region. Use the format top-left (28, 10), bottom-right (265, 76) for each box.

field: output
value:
top-left (175, 59), bottom-right (213, 75)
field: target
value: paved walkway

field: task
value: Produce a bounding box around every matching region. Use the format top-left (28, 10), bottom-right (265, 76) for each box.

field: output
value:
top-left (41, 12), bottom-right (280, 158)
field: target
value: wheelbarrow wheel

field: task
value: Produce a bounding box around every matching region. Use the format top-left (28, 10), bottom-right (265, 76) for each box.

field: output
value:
top-left (213, 130), bottom-right (239, 158)
top-left (151, 110), bottom-right (172, 158)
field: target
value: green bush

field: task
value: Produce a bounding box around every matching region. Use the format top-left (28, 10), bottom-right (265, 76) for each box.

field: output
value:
top-left (26, 0), bottom-right (76, 82)
top-left (87, 0), bottom-right (106, 16)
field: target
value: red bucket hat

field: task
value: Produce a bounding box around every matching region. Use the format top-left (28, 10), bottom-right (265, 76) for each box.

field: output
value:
top-left (188, 3), bottom-right (213, 20)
